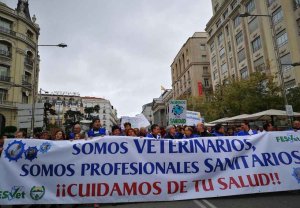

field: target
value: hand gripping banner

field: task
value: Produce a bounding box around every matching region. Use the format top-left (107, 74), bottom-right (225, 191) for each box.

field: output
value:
top-left (0, 131), bottom-right (300, 205)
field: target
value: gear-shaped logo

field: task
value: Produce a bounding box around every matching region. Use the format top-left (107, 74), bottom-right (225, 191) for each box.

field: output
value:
top-left (172, 105), bottom-right (184, 116)
top-left (39, 142), bottom-right (51, 154)
top-left (24, 146), bottom-right (38, 162)
top-left (5, 140), bottom-right (26, 162)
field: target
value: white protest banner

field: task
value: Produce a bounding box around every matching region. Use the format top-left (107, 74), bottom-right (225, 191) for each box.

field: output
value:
top-left (121, 114), bottom-right (150, 129)
top-left (186, 111), bottom-right (203, 126)
top-left (1, 132), bottom-right (300, 205)
top-left (169, 100), bottom-right (187, 125)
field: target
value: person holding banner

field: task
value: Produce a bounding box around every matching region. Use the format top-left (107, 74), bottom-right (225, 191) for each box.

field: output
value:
top-left (87, 118), bottom-right (106, 138)
top-left (196, 122), bottom-right (213, 137)
top-left (54, 129), bottom-right (66, 140)
top-left (164, 125), bottom-right (177, 139)
top-left (69, 124), bottom-right (82, 140)
top-left (183, 126), bottom-right (196, 139)
top-left (111, 125), bottom-right (122, 136)
top-left (236, 121), bottom-right (258, 136)
top-left (212, 124), bottom-right (225, 136)
top-left (293, 120), bottom-right (300, 132)
top-left (146, 124), bottom-right (161, 139)
top-left (126, 128), bottom-right (137, 137)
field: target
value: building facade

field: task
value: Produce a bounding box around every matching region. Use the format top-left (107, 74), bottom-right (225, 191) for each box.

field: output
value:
top-left (151, 89), bottom-right (173, 127)
top-left (0, 0), bottom-right (40, 133)
top-left (39, 93), bottom-right (119, 133)
top-left (141, 102), bottom-right (154, 125)
top-left (206, 0), bottom-right (300, 91)
top-left (171, 32), bottom-right (212, 99)
top-left (81, 97), bottom-right (118, 132)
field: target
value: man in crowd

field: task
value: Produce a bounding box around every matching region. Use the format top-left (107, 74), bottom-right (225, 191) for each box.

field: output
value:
top-left (69, 124), bottom-right (82, 139)
top-left (263, 122), bottom-right (273, 132)
top-left (40, 131), bottom-right (50, 140)
top-left (87, 118), bottom-right (106, 138)
top-left (196, 122), bottom-right (213, 137)
top-left (147, 124), bottom-right (161, 139)
top-left (212, 124), bottom-right (225, 136)
top-left (164, 125), bottom-right (177, 139)
top-left (293, 120), bottom-right (300, 132)
top-left (236, 121), bottom-right (258, 136)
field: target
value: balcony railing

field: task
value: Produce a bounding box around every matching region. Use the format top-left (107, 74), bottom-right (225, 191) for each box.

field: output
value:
top-left (0, 26), bottom-right (16, 36)
top-left (0, 76), bottom-right (11, 82)
top-left (22, 79), bottom-right (32, 88)
top-left (0, 49), bottom-right (11, 58)
top-left (24, 57), bottom-right (34, 67)
top-left (0, 100), bottom-right (16, 107)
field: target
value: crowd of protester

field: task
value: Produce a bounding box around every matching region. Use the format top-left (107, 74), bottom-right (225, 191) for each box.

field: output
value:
top-left (0, 119), bottom-right (299, 148)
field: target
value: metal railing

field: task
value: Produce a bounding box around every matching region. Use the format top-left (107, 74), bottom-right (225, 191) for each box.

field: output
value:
top-left (0, 26), bottom-right (16, 36)
top-left (24, 57), bottom-right (34, 67)
top-left (0, 49), bottom-right (11, 58)
top-left (0, 75), bottom-right (11, 82)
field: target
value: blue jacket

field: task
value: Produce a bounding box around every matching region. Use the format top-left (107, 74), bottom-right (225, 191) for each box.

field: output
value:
top-left (182, 134), bottom-right (196, 139)
top-left (87, 128), bottom-right (106, 137)
top-left (212, 132), bottom-right (225, 136)
top-left (146, 133), bottom-right (161, 139)
top-left (236, 129), bottom-right (258, 136)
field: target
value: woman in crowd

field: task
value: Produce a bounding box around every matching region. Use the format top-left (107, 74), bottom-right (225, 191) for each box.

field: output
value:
top-left (54, 129), bottom-right (65, 140)
top-left (212, 124), bottom-right (225, 136)
top-left (126, 128), bottom-right (137, 137)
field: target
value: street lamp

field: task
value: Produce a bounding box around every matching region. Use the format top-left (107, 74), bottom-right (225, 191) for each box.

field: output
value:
top-left (31, 43), bottom-right (67, 136)
top-left (239, 12), bottom-right (298, 126)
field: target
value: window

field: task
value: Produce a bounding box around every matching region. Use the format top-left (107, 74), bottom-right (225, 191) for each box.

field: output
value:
top-left (214, 3), bottom-right (219, 12)
top-left (246, 0), bottom-right (255, 14)
top-left (280, 53), bottom-right (292, 73)
top-left (272, 8), bottom-right (283, 25)
top-left (267, 0), bottom-right (276, 7)
top-left (187, 70), bottom-right (191, 81)
top-left (200, 44), bottom-right (206, 51)
top-left (228, 42), bottom-right (232, 52)
top-left (254, 57), bottom-right (265, 72)
top-left (297, 19), bottom-right (300, 34)
top-left (0, 42), bottom-right (10, 57)
top-left (0, 88), bottom-right (8, 103)
top-left (240, 67), bottom-right (249, 79)
top-left (230, 57), bottom-right (234, 68)
top-left (238, 49), bottom-right (246, 63)
top-left (210, 42), bottom-right (215, 52)
top-left (251, 36), bottom-right (262, 53)
top-left (294, 0), bottom-right (300, 9)
top-left (0, 65), bottom-right (10, 82)
top-left (248, 17), bottom-right (258, 34)
top-left (203, 67), bottom-right (209, 74)
top-left (235, 31), bottom-right (243, 45)
top-left (276, 30), bottom-right (288, 47)
top-left (218, 32), bottom-right (224, 45)
top-left (0, 18), bottom-right (12, 33)
top-left (225, 25), bottom-right (229, 36)
top-left (202, 55), bottom-right (207, 61)
top-left (223, 9), bottom-right (228, 19)
top-left (233, 15), bottom-right (241, 28)
top-left (221, 63), bottom-right (228, 74)
top-left (204, 78), bottom-right (209, 87)
top-left (212, 56), bottom-right (217, 65)
top-left (231, 0), bottom-right (238, 9)
top-left (219, 48), bottom-right (225, 59)
top-left (216, 19), bottom-right (221, 28)
top-left (213, 70), bottom-right (218, 80)
top-left (22, 92), bottom-right (29, 104)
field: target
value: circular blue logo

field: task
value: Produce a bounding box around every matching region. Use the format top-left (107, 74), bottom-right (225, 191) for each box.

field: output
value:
top-left (5, 140), bottom-right (26, 162)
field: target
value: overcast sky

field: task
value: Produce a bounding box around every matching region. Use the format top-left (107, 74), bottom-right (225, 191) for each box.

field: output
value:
top-left (2, 0), bottom-right (212, 116)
